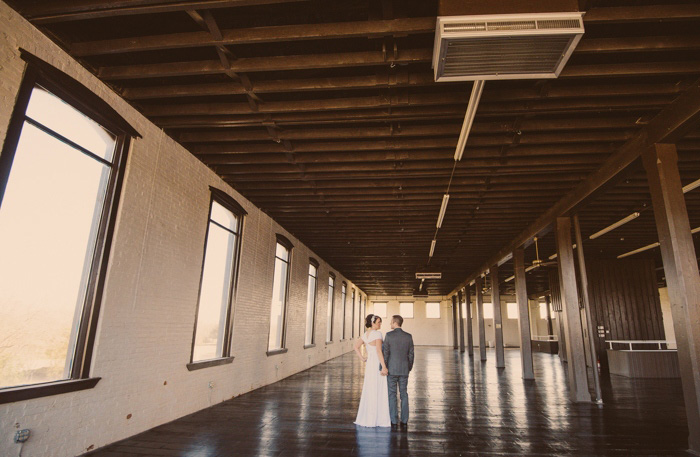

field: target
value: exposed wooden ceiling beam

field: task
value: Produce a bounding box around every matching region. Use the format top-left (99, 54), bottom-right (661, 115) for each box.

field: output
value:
top-left (583, 4), bottom-right (700, 24)
top-left (449, 78), bottom-right (700, 295)
top-left (71, 17), bottom-right (436, 56)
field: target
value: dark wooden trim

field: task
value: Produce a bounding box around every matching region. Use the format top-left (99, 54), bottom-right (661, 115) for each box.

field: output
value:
top-left (304, 344), bottom-right (316, 350)
top-left (186, 357), bottom-right (234, 371)
top-left (19, 49), bottom-right (140, 138)
top-left (0, 378), bottom-right (100, 405)
top-left (309, 257), bottom-right (319, 268)
top-left (275, 233), bottom-right (294, 250)
top-left (266, 348), bottom-right (288, 357)
top-left (209, 186), bottom-right (247, 216)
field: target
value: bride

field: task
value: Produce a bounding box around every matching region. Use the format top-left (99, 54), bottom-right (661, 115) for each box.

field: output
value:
top-left (354, 314), bottom-right (391, 427)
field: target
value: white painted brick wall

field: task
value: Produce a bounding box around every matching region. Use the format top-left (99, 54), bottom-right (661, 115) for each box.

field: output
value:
top-left (0, 3), bottom-right (364, 455)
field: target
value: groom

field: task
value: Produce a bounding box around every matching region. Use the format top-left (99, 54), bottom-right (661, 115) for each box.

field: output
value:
top-left (382, 315), bottom-right (414, 431)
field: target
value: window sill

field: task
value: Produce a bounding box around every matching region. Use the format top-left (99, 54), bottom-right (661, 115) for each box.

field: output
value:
top-left (304, 344), bottom-right (316, 349)
top-left (266, 348), bottom-right (288, 357)
top-left (0, 377), bottom-right (101, 405)
top-left (325, 341), bottom-right (333, 345)
top-left (186, 357), bottom-right (234, 371)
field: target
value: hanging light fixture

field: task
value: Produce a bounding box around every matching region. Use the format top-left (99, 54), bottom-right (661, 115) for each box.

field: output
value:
top-left (589, 212), bottom-right (640, 240)
top-left (436, 194), bottom-right (450, 228)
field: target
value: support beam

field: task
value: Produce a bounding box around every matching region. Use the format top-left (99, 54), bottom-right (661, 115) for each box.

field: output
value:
top-left (451, 295), bottom-right (458, 350)
top-left (465, 285), bottom-right (474, 357)
top-left (514, 248), bottom-right (535, 380)
top-left (545, 295), bottom-right (554, 336)
top-left (476, 277), bottom-right (487, 361)
top-left (558, 310), bottom-right (567, 362)
top-left (643, 143), bottom-right (700, 453)
top-left (490, 265), bottom-right (505, 368)
top-left (556, 216), bottom-right (591, 403)
top-left (450, 78), bottom-right (700, 297)
top-left (457, 289), bottom-right (465, 353)
top-left (573, 214), bottom-right (603, 404)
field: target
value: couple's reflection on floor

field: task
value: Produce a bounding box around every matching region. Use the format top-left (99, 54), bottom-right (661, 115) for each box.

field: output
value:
top-left (355, 425), bottom-right (409, 456)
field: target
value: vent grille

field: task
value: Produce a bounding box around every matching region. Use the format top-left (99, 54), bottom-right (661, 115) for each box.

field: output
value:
top-left (434, 12), bottom-right (584, 81)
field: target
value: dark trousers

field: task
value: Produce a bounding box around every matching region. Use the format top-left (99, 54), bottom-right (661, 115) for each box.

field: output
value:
top-left (387, 374), bottom-right (409, 424)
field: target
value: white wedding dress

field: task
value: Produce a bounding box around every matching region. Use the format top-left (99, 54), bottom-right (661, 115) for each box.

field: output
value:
top-left (354, 330), bottom-right (391, 427)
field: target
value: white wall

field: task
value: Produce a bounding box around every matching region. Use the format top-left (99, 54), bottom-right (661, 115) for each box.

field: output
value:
top-left (0, 4), bottom-right (363, 455)
top-left (367, 297), bottom-right (452, 346)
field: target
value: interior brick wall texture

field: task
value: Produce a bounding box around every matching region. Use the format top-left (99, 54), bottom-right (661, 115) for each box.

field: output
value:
top-left (0, 3), bottom-right (365, 456)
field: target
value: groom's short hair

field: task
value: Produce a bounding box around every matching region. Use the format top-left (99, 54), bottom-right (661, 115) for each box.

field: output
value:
top-left (392, 315), bottom-right (403, 327)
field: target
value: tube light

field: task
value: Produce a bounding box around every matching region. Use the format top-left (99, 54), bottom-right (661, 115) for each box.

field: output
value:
top-left (429, 239), bottom-right (436, 257)
top-left (617, 242), bottom-right (660, 259)
top-left (454, 80), bottom-right (485, 161)
top-left (548, 244), bottom-right (576, 260)
top-left (504, 275), bottom-right (515, 283)
top-left (683, 177), bottom-right (700, 193)
top-left (589, 212), bottom-right (640, 240)
top-left (436, 194), bottom-right (450, 228)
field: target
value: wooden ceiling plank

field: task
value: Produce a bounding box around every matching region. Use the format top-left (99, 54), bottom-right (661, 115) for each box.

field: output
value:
top-left (584, 4), bottom-right (700, 24)
top-left (72, 17), bottom-right (436, 56)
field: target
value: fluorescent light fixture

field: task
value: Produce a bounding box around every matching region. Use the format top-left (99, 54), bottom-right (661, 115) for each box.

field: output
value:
top-left (683, 177), bottom-right (700, 193)
top-left (589, 212), bottom-right (640, 240)
top-left (617, 242), bottom-right (660, 259)
top-left (548, 244), bottom-right (576, 260)
top-left (693, 227), bottom-right (700, 234)
top-left (436, 193), bottom-right (450, 228)
top-left (454, 80), bottom-right (485, 161)
top-left (429, 239), bottom-right (436, 257)
top-left (504, 275), bottom-right (515, 283)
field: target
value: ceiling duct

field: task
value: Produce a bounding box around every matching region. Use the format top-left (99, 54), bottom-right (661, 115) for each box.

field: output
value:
top-left (432, 12), bottom-right (584, 82)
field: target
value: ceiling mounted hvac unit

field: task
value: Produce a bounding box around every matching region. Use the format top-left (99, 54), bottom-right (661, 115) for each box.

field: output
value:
top-left (432, 12), bottom-right (585, 82)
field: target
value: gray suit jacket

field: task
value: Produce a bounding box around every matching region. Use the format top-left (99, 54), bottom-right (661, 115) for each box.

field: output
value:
top-left (382, 328), bottom-right (414, 376)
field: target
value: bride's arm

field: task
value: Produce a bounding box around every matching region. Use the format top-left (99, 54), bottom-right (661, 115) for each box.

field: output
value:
top-left (353, 337), bottom-right (366, 362)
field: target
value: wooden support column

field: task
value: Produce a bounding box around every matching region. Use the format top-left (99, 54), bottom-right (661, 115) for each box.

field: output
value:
top-left (476, 276), bottom-right (487, 361)
top-left (465, 284), bottom-right (474, 357)
top-left (643, 143), bottom-right (700, 453)
top-left (457, 289), bottom-right (466, 353)
top-left (514, 248), bottom-right (535, 379)
top-left (452, 295), bottom-right (459, 350)
top-left (558, 309), bottom-right (567, 362)
top-left (545, 295), bottom-right (554, 336)
top-left (573, 214), bottom-right (603, 404)
top-left (556, 216), bottom-right (591, 403)
top-left (490, 265), bottom-right (505, 368)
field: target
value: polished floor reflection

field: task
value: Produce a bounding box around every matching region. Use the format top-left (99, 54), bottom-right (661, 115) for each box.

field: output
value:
top-left (86, 348), bottom-right (688, 456)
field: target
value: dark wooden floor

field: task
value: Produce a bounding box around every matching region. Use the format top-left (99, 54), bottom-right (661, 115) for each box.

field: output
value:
top-left (86, 348), bottom-right (689, 456)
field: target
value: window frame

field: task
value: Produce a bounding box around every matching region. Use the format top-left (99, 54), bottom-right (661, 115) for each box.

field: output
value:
top-left (266, 234), bottom-right (293, 356)
top-left (326, 272), bottom-right (335, 343)
top-left (187, 187), bottom-right (246, 370)
top-left (304, 258), bottom-right (319, 349)
top-left (341, 282), bottom-right (347, 340)
top-left (0, 51), bottom-right (139, 404)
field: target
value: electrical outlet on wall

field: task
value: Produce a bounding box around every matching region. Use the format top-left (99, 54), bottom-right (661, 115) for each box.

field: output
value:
top-left (14, 429), bottom-right (30, 443)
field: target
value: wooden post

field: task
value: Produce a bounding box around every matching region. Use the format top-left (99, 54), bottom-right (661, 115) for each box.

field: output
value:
top-left (643, 143), bottom-right (700, 453)
top-left (545, 295), bottom-right (554, 336)
top-left (451, 295), bottom-right (458, 350)
top-left (457, 289), bottom-right (466, 353)
top-left (465, 285), bottom-right (474, 357)
top-left (476, 276), bottom-right (487, 361)
top-left (556, 216), bottom-right (591, 403)
top-left (491, 264), bottom-right (505, 368)
top-left (514, 248), bottom-right (535, 379)
top-left (573, 214), bottom-right (603, 404)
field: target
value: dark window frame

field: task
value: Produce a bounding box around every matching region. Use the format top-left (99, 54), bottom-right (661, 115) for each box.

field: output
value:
top-left (0, 51), bottom-right (139, 404)
top-left (341, 282), bottom-right (347, 340)
top-left (266, 234), bottom-right (293, 355)
top-left (187, 187), bottom-right (246, 370)
top-left (326, 272), bottom-right (336, 343)
top-left (305, 257), bottom-right (319, 348)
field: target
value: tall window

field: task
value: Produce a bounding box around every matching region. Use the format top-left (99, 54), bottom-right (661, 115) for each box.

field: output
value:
top-left (191, 190), bottom-right (245, 364)
top-left (326, 273), bottom-right (335, 342)
top-left (426, 302), bottom-right (441, 319)
top-left (507, 302), bottom-right (519, 320)
top-left (305, 259), bottom-right (319, 347)
top-left (484, 302), bottom-right (494, 319)
top-left (373, 302), bottom-right (387, 318)
top-left (351, 289), bottom-right (356, 338)
top-left (0, 56), bottom-right (136, 397)
top-left (400, 302), bottom-right (414, 318)
top-left (358, 296), bottom-right (364, 335)
top-left (539, 301), bottom-right (548, 319)
top-left (341, 283), bottom-right (347, 339)
top-left (268, 236), bottom-right (292, 352)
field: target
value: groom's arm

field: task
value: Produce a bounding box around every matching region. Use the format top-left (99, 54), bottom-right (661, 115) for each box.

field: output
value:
top-left (382, 335), bottom-right (391, 369)
top-left (408, 336), bottom-right (414, 372)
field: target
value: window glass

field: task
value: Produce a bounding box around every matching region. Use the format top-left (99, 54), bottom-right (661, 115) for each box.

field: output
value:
top-left (426, 302), bottom-right (440, 319)
top-left (373, 302), bottom-right (387, 318)
top-left (539, 302), bottom-right (548, 320)
top-left (483, 302), bottom-right (494, 319)
top-left (507, 302), bottom-right (519, 320)
top-left (305, 263), bottom-right (318, 346)
top-left (192, 203), bottom-right (239, 362)
top-left (268, 242), bottom-right (290, 350)
top-left (326, 275), bottom-right (335, 342)
top-left (400, 302), bottom-right (414, 318)
top-left (210, 201), bottom-right (238, 231)
top-left (341, 283), bottom-right (347, 339)
top-left (461, 302), bottom-right (467, 318)
top-left (0, 86), bottom-right (116, 388)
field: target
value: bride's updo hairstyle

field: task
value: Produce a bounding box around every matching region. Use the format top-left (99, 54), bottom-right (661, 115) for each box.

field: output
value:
top-left (365, 314), bottom-right (380, 328)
